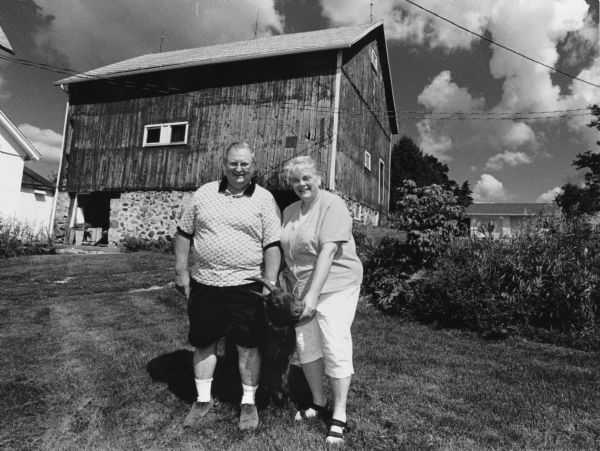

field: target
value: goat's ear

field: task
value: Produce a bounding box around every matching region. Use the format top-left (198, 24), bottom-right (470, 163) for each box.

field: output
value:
top-left (249, 290), bottom-right (268, 300)
top-left (245, 276), bottom-right (275, 292)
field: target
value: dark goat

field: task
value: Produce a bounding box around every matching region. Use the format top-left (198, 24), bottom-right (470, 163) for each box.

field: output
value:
top-left (246, 276), bottom-right (303, 406)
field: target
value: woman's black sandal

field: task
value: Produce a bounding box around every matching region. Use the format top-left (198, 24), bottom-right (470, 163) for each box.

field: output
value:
top-left (326, 419), bottom-right (349, 445)
top-left (294, 402), bottom-right (331, 422)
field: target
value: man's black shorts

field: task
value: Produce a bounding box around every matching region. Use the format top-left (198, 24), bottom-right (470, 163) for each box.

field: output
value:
top-left (187, 278), bottom-right (264, 349)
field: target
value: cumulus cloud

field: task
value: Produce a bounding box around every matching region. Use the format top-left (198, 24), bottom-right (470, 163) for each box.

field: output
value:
top-left (417, 70), bottom-right (486, 112)
top-left (415, 71), bottom-right (537, 161)
top-left (33, 0), bottom-right (284, 70)
top-left (18, 123), bottom-right (62, 165)
top-left (320, 0), bottom-right (598, 162)
top-left (560, 10), bottom-right (599, 68)
top-left (502, 122), bottom-right (537, 148)
top-left (320, 0), bottom-right (495, 50)
top-left (484, 150), bottom-right (533, 171)
top-left (473, 174), bottom-right (509, 202)
top-left (536, 186), bottom-right (563, 203)
top-left (415, 120), bottom-right (453, 162)
top-left (0, 60), bottom-right (10, 99)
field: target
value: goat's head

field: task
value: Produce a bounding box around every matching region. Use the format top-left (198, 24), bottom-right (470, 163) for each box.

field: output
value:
top-left (246, 277), bottom-right (304, 327)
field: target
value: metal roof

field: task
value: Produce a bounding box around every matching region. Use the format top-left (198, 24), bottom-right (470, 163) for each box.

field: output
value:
top-left (22, 166), bottom-right (54, 190)
top-left (0, 24), bottom-right (14, 55)
top-left (0, 109), bottom-right (41, 160)
top-left (57, 22), bottom-right (385, 85)
top-left (56, 21), bottom-right (397, 133)
top-left (466, 203), bottom-right (560, 216)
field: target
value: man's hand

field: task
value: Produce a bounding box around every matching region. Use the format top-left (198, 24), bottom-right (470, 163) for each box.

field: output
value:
top-left (175, 269), bottom-right (190, 299)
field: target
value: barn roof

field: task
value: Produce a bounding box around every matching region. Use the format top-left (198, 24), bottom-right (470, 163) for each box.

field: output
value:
top-left (22, 166), bottom-right (54, 190)
top-left (466, 203), bottom-right (560, 216)
top-left (55, 21), bottom-right (398, 133)
top-left (0, 109), bottom-right (41, 160)
top-left (0, 24), bottom-right (15, 55)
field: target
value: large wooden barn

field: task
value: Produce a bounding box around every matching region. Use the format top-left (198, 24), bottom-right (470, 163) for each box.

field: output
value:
top-left (52, 21), bottom-right (398, 244)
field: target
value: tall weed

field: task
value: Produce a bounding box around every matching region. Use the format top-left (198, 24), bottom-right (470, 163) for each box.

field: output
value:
top-left (0, 216), bottom-right (54, 258)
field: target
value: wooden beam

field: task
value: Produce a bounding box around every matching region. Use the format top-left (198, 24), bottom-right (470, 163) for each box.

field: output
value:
top-left (328, 50), bottom-right (343, 190)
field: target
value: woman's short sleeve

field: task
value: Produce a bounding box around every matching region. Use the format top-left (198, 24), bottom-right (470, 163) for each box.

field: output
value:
top-left (318, 195), bottom-right (351, 246)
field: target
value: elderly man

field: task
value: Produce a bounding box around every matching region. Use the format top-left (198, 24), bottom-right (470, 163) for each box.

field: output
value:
top-left (174, 141), bottom-right (281, 431)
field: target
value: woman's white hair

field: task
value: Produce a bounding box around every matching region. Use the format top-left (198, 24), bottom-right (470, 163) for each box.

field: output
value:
top-left (283, 156), bottom-right (322, 184)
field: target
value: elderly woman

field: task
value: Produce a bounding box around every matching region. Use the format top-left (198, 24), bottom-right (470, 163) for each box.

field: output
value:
top-left (280, 155), bottom-right (363, 445)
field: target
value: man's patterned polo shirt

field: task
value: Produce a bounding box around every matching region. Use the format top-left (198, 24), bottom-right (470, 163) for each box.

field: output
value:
top-left (178, 178), bottom-right (282, 287)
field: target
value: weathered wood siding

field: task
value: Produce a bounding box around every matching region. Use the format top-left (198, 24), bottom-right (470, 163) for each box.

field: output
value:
top-left (336, 36), bottom-right (392, 211)
top-left (62, 52), bottom-right (337, 192)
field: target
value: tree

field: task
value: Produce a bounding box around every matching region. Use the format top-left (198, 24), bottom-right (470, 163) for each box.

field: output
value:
top-left (448, 180), bottom-right (473, 208)
top-left (389, 136), bottom-right (472, 211)
top-left (556, 105), bottom-right (600, 217)
top-left (556, 182), bottom-right (600, 218)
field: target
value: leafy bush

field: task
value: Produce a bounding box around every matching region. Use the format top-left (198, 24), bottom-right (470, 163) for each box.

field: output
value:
top-left (365, 214), bottom-right (600, 349)
top-left (121, 235), bottom-right (174, 253)
top-left (393, 181), bottom-right (465, 268)
top-left (0, 216), bottom-right (55, 258)
top-left (362, 181), bottom-right (465, 309)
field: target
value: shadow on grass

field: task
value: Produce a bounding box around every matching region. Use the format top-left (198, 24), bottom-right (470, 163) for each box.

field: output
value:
top-left (146, 349), bottom-right (312, 410)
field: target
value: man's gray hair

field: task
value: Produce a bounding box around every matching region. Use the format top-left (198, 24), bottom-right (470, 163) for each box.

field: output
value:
top-left (224, 141), bottom-right (256, 163)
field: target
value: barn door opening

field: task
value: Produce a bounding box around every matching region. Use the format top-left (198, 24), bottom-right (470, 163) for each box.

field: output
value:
top-left (73, 192), bottom-right (115, 245)
top-left (271, 190), bottom-right (298, 213)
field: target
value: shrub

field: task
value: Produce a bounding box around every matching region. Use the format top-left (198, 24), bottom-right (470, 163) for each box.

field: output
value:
top-left (0, 216), bottom-right (55, 258)
top-left (393, 181), bottom-right (465, 268)
top-left (363, 181), bottom-right (465, 310)
top-left (121, 235), bottom-right (174, 253)
top-left (366, 214), bottom-right (600, 349)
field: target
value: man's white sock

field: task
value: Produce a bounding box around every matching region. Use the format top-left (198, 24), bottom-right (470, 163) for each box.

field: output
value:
top-left (241, 383), bottom-right (258, 405)
top-left (195, 377), bottom-right (213, 403)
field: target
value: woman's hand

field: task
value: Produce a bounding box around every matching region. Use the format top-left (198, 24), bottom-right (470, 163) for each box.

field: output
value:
top-left (298, 292), bottom-right (319, 324)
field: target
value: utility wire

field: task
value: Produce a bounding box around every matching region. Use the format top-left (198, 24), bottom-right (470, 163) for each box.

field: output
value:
top-left (0, 45), bottom-right (595, 121)
top-left (403, 0), bottom-right (600, 89)
top-left (258, 133), bottom-right (333, 183)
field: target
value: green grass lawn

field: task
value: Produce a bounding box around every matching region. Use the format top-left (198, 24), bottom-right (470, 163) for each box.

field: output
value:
top-left (1, 253), bottom-right (599, 450)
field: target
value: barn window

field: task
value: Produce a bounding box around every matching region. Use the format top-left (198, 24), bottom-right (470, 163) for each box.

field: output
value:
top-left (364, 151), bottom-right (372, 171)
top-left (353, 203), bottom-right (363, 221)
top-left (285, 136), bottom-right (298, 149)
top-left (378, 158), bottom-right (385, 204)
top-left (143, 121), bottom-right (188, 146)
top-left (369, 47), bottom-right (378, 73)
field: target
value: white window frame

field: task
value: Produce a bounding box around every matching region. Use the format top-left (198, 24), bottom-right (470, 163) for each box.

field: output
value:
top-left (364, 150), bottom-right (372, 171)
top-left (378, 158), bottom-right (385, 204)
top-left (369, 47), bottom-right (378, 73)
top-left (143, 121), bottom-right (189, 147)
top-left (352, 203), bottom-right (363, 221)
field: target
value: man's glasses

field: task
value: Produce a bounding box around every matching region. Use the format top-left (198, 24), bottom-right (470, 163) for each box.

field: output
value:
top-left (226, 161), bottom-right (253, 170)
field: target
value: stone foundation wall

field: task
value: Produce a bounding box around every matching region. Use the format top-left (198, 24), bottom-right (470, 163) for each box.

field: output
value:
top-left (54, 188), bottom-right (387, 245)
top-left (109, 190), bottom-right (193, 244)
top-left (53, 191), bottom-right (72, 242)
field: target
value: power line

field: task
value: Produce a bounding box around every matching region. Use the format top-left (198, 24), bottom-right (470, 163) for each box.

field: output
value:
top-left (403, 0), bottom-right (600, 89)
top-left (258, 133), bottom-right (334, 183)
top-left (0, 47), bottom-right (595, 122)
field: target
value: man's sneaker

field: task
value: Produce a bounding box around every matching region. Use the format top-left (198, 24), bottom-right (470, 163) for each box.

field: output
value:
top-left (182, 400), bottom-right (213, 428)
top-left (239, 403), bottom-right (259, 431)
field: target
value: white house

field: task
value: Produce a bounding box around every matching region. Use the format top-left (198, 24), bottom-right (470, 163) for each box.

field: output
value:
top-left (0, 108), bottom-right (55, 232)
top-left (466, 203), bottom-right (560, 238)
top-left (0, 23), bottom-right (15, 55)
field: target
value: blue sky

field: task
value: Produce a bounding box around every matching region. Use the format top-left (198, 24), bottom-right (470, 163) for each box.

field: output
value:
top-left (0, 0), bottom-right (598, 203)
